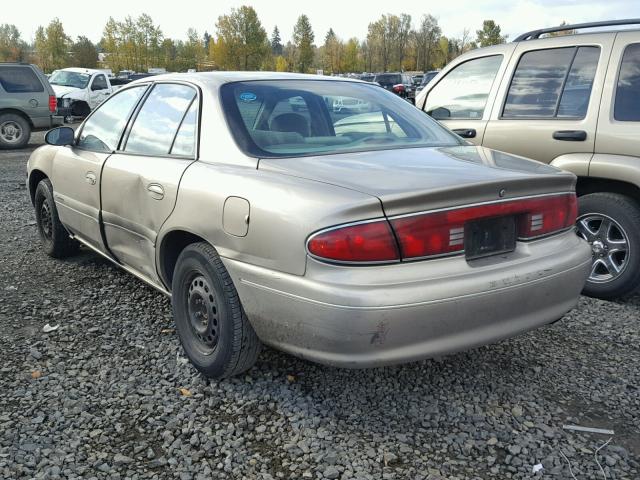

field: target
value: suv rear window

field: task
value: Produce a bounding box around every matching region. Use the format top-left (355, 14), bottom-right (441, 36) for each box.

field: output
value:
top-left (0, 66), bottom-right (44, 93)
top-left (374, 74), bottom-right (402, 86)
top-left (503, 46), bottom-right (600, 119)
top-left (614, 43), bottom-right (640, 121)
top-left (220, 80), bottom-right (460, 158)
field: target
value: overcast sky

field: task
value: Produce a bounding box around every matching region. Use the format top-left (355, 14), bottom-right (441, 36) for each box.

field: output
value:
top-left (8, 0), bottom-right (640, 44)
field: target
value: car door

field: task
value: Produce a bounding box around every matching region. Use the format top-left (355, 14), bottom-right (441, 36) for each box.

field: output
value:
top-left (88, 74), bottom-right (110, 109)
top-left (100, 82), bottom-right (199, 282)
top-left (421, 50), bottom-right (512, 144)
top-left (482, 34), bottom-right (614, 164)
top-left (51, 85), bottom-right (148, 251)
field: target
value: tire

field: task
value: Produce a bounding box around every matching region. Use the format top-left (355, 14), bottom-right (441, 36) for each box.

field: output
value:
top-left (172, 242), bottom-right (261, 378)
top-left (0, 113), bottom-right (30, 149)
top-left (34, 178), bottom-right (79, 258)
top-left (577, 192), bottom-right (640, 299)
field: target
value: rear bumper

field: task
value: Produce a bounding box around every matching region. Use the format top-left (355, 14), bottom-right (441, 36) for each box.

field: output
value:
top-left (31, 115), bottom-right (63, 130)
top-left (224, 231), bottom-right (591, 368)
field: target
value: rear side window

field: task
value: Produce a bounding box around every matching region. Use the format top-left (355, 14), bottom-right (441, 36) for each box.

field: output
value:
top-left (170, 101), bottom-right (198, 156)
top-left (77, 86), bottom-right (146, 152)
top-left (614, 43), bottom-right (640, 121)
top-left (0, 66), bottom-right (44, 93)
top-left (424, 55), bottom-right (503, 120)
top-left (503, 46), bottom-right (600, 119)
top-left (125, 83), bottom-right (197, 156)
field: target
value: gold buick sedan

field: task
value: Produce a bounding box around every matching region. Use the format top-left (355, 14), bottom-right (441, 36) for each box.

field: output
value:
top-left (27, 72), bottom-right (592, 378)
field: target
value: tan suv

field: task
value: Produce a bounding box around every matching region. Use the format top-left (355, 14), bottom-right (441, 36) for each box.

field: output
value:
top-left (416, 19), bottom-right (640, 299)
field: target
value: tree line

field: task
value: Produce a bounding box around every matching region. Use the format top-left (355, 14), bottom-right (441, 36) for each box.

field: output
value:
top-left (0, 8), bottom-right (509, 74)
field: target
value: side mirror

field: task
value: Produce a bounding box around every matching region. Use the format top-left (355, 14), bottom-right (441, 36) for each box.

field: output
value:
top-left (45, 127), bottom-right (75, 146)
top-left (429, 107), bottom-right (451, 120)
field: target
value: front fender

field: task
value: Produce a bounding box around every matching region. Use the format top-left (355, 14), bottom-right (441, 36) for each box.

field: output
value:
top-left (27, 145), bottom-right (59, 201)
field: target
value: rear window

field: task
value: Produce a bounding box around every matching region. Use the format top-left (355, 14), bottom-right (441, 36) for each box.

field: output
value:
top-left (220, 80), bottom-right (460, 158)
top-left (374, 74), bottom-right (402, 85)
top-left (0, 66), bottom-right (44, 93)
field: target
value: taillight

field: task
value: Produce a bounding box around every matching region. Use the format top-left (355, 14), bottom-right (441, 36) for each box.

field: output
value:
top-left (390, 193), bottom-right (577, 259)
top-left (392, 84), bottom-right (405, 93)
top-left (49, 95), bottom-right (56, 113)
top-left (307, 220), bottom-right (400, 263)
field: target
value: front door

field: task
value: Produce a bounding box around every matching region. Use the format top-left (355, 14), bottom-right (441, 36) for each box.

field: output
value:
top-left (100, 83), bottom-right (199, 282)
top-left (88, 74), bottom-right (110, 109)
top-left (51, 85), bottom-right (148, 251)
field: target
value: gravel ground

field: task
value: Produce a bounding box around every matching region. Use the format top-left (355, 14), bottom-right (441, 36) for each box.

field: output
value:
top-left (0, 136), bottom-right (639, 479)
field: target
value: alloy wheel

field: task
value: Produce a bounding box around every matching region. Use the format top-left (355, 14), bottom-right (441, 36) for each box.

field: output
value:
top-left (0, 121), bottom-right (23, 144)
top-left (576, 213), bottom-right (629, 283)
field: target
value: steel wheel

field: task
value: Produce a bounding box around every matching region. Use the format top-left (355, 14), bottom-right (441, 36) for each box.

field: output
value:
top-left (577, 213), bottom-right (629, 283)
top-left (187, 274), bottom-right (219, 354)
top-left (40, 199), bottom-right (53, 241)
top-left (0, 120), bottom-right (24, 145)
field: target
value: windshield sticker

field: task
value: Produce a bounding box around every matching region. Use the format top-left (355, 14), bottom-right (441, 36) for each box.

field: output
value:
top-left (239, 92), bottom-right (257, 103)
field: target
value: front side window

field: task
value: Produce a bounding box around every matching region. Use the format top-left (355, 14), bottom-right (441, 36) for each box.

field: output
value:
top-left (424, 55), bottom-right (503, 120)
top-left (49, 71), bottom-right (91, 89)
top-left (77, 86), bottom-right (146, 152)
top-left (614, 43), bottom-right (640, 121)
top-left (221, 80), bottom-right (460, 158)
top-left (503, 46), bottom-right (600, 119)
top-left (92, 75), bottom-right (108, 91)
top-left (125, 83), bottom-right (197, 156)
top-left (0, 66), bottom-right (44, 93)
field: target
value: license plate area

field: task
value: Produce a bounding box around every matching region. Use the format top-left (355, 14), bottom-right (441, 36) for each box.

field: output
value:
top-left (465, 216), bottom-right (516, 260)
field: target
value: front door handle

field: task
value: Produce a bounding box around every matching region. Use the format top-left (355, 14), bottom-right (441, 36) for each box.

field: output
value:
top-left (452, 128), bottom-right (477, 139)
top-left (553, 130), bottom-right (587, 141)
top-left (147, 183), bottom-right (164, 200)
top-left (85, 172), bottom-right (96, 185)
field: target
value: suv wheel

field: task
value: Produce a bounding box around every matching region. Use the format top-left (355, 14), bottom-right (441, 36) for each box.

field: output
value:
top-left (576, 193), bottom-right (640, 299)
top-left (172, 242), bottom-right (261, 378)
top-left (0, 113), bottom-right (30, 149)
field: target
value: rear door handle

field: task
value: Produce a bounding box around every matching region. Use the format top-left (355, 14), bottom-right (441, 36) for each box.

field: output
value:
top-left (452, 128), bottom-right (476, 139)
top-left (553, 130), bottom-right (587, 141)
top-left (147, 183), bottom-right (164, 200)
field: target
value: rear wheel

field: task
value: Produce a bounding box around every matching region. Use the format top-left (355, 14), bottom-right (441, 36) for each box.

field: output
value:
top-left (0, 113), bottom-right (30, 149)
top-left (172, 242), bottom-right (261, 378)
top-left (576, 192), bottom-right (640, 299)
top-left (34, 178), bottom-right (78, 258)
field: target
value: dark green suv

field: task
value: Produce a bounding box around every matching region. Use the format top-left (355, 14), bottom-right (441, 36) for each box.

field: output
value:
top-left (0, 63), bottom-right (62, 149)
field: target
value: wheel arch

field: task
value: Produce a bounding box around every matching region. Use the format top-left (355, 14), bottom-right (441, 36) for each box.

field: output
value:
top-left (157, 229), bottom-right (209, 289)
top-left (576, 176), bottom-right (640, 204)
top-left (0, 108), bottom-right (35, 128)
top-left (28, 169), bottom-right (48, 205)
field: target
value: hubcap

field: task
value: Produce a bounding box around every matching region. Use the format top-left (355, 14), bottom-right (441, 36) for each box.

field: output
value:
top-left (576, 213), bottom-right (629, 283)
top-left (0, 121), bottom-right (23, 144)
top-left (40, 199), bottom-right (53, 240)
top-left (187, 275), bottom-right (219, 352)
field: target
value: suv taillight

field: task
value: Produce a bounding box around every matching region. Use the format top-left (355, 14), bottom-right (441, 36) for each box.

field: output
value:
top-left (49, 95), bottom-right (56, 113)
top-left (392, 84), bottom-right (405, 93)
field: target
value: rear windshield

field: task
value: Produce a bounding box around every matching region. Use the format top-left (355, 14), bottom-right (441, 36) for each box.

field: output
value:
top-left (220, 80), bottom-right (460, 158)
top-left (374, 74), bottom-right (402, 85)
top-left (0, 66), bottom-right (44, 93)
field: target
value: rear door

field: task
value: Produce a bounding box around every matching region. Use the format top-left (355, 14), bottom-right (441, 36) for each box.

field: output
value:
top-left (482, 34), bottom-right (614, 164)
top-left (422, 51), bottom-right (512, 144)
top-left (100, 82), bottom-right (199, 282)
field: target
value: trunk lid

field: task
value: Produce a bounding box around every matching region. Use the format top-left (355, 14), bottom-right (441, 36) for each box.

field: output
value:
top-left (258, 146), bottom-right (576, 217)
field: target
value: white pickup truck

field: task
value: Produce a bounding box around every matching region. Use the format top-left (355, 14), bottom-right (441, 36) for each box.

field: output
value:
top-left (49, 68), bottom-right (114, 122)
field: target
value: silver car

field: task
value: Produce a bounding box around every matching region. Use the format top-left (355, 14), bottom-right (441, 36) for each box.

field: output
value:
top-left (27, 72), bottom-right (592, 378)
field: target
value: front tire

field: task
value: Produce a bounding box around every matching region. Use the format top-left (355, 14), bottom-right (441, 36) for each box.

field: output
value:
top-left (577, 192), bottom-right (640, 299)
top-left (34, 178), bottom-right (78, 258)
top-left (172, 242), bottom-right (261, 378)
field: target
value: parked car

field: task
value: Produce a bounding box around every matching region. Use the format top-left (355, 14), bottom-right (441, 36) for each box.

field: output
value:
top-left (416, 70), bottom-right (440, 94)
top-left (28, 72), bottom-right (591, 378)
top-left (0, 62), bottom-right (62, 149)
top-left (417, 19), bottom-right (640, 299)
top-left (373, 72), bottom-right (415, 103)
top-left (49, 67), bottom-right (114, 122)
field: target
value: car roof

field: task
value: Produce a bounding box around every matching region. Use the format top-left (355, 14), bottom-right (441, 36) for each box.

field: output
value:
top-left (55, 67), bottom-right (104, 74)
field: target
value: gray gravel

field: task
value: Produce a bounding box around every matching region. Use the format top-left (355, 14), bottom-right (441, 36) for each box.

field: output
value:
top-left (1, 137), bottom-right (639, 479)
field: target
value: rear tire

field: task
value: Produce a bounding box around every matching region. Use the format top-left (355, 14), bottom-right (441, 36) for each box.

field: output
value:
top-left (0, 113), bottom-right (30, 149)
top-left (172, 242), bottom-right (261, 378)
top-left (34, 178), bottom-right (79, 258)
top-left (577, 192), bottom-right (640, 299)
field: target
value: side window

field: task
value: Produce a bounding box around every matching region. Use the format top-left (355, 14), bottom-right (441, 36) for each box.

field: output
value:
top-left (170, 101), bottom-right (198, 156)
top-left (0, 66), bottom-right (44, 93)
top-left (424, 55), bottom-right (503, 120)
top-left (77, 86), bottom-right (146, 152)
top-left (503, 46), bottom-right (600, 118)
top-left (92, 75), bottom-right (108, 91)
top-left (614, 43), bottom-right (640, 121)
top-left (124, 84), bottom-right (197, 156)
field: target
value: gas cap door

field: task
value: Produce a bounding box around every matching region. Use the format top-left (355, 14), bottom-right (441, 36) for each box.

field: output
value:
top-left (223, 196), bottom-right (250, 237)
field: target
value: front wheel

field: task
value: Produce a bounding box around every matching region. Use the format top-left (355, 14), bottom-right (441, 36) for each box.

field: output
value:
top-left (576, 192), bottom-right (640, 299)
top-left (34, 178), bottom-right (78, 258)
top-left (172, 242), bottom-right (261, 378)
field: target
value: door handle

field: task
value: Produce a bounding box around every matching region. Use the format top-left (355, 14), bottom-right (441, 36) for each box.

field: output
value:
top-left (147, 183), bottom-right (164, 200)
top-left (85, 172), bottom-right (96, 185)
top-left (552, 130), bottom-right (587, 141)
top-left (452, 128), bottom-right (477, 139)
